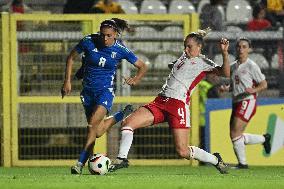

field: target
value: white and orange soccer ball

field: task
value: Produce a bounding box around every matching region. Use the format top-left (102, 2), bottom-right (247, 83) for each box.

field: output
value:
top-left (88, 154), bottom-right (111, 175)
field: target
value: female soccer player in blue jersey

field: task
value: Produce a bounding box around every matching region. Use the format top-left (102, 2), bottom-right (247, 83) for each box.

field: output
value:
top-left (62, 18), bottom-right (147, 174)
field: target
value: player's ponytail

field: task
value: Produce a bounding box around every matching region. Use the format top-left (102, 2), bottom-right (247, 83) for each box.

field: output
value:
top-left (184, 27), bottom-right (211, 48)
top-left (100, 18), bottom-right (129, 34)
top-left (111, 18), bottom-right (129, 33)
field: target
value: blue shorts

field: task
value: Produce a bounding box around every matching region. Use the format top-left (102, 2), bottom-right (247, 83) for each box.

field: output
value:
top-left (80, 87), bottom-right (114, 119)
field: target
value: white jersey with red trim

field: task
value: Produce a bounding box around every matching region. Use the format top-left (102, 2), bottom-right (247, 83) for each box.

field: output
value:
top-left (231, 58), bottom-right (266, 102)
top-left (159, 52), bottom-right (219, 104)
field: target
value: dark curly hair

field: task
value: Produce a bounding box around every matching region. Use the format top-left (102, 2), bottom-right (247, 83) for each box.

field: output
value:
top-left (100, 18), bottom-right (129, 34)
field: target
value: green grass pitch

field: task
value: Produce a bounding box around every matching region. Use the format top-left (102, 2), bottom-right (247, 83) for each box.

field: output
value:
top-left (0, 166), bottom-right (284, 189)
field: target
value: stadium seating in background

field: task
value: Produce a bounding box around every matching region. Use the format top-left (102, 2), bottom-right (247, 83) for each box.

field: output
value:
top-left (133, 26), bottom-right (159, 38)
top-left (226, 0), bottom-right (252, 23)
top-left (168, 0), bottom-right (195, 14)
top-left (249, 53), bottom-right (269, 69)
top-left (117, 0), bottom-right (138, 14)
top-left (140, 0), bottom-right (167, 14)
top-left (25, 0), bottom-right (67, 13)
top-left (135, 53), bottom-right (151, 68)
top-left (226, 25), bottom-right (243, 32)
top-left (131, 41), bottom-right (162, 54)
top-left (197, 0), bottom-right (209, 14)
top-left (161, 26), bottom-right (183, 38)
top-left (162, 42), bottom-right (183, 53)
top-left (271, 53), bottom-right (280, 69)
top-left (213, 53), bottom-right (236, 66)
top-left (154, 54), bottom-right (178, 69)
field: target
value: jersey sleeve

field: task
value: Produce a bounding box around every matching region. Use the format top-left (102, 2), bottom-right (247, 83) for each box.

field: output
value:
top-left (201, 57), bottom-right (220, 71)
top-left (74, 37), bottom-right (89, 54)
top-left (251, 63), bottom-right (266, 83)
top-left (123, 48), bottom-right (138, 65)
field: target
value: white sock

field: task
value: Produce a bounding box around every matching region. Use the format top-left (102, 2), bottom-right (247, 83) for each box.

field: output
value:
top-left (232, 135), bottom-right (247, 165)
top-left (117, 126), bottom-right (134, 159)
top-left (189, 146), bottom-right (218, 165)
top-left (243, 133), bottom-right (265, 145)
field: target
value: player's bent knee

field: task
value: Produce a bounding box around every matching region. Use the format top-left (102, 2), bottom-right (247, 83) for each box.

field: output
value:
top-left (121, 119), bottom-right (128, 127)
top-left (121, 117), bottom-right (134, 127)
top-left (95, 128), bottom-right (106, 138)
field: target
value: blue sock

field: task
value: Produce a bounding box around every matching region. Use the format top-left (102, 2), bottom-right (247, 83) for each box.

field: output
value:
top-left (113, 111), bottom-right (124, 122)
top-left (78, 150), bottom-right (89, 165)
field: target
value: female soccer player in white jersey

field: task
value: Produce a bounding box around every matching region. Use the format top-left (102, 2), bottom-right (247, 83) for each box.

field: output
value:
top-left (109, 28), bottom-right (231, 174)
top-left (228, 38), bottom-right (271, 169)
top-left (61, 18), bottom-right (147, 174)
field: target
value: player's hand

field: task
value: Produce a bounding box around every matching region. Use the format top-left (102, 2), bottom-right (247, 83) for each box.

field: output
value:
top-left (219, 84), bottom-right (230, 93)
top-left (61, 81), bottom-right (71, 99)
top-left (245, 88), bottom-right (256, 94)
top-left (123, 76), bottom-right (137, 86)
top-left (220, 38), bottom-right (229, 53)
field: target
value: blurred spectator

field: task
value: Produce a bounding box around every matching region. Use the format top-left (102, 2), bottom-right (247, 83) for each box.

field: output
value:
top-left (63, 0), bottom-right (98, 14)
top-left (7, 0), bottom-right (31, 13)
top-left (262, 0), bottom-right (284, 25)
top-left (91, 0), bottom-right (125, 14)
top-left (199, 0), bottom-right (225, 31)
top-left (266, 0), bottom-right (284, 16)
top-left (247, 4), bottom-right (272, 31)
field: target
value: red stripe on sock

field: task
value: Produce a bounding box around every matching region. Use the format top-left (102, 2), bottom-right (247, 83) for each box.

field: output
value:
top-left (232, 135), bottom-right (244, 142)
top-left (121, 128), bottom-right (134, 132)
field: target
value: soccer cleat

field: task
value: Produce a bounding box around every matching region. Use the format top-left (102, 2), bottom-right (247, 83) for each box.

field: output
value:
top-left (213, 153), bottom-right (229, 174)
top-left (263, 133), bottom-right (271, 154)
top-left (71, 165), bottom-right (83, 175)
top-left (231, 163), bottom-right (249, 169)
top-left (108, 157), bottom-right (129, 172)
top-left (122, 104), bottom-right (134, 118)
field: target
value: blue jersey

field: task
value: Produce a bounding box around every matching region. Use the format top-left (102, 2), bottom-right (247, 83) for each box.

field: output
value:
top-left (75, 35), bottom-right (138, 90)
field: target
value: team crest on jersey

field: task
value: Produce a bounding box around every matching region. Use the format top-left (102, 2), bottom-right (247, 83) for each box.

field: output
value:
top-left (111, 52), bottom-right (117, 58)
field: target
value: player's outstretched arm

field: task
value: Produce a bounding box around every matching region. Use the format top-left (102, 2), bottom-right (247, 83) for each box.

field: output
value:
top-left (124, 59), bottom-right (147, 86)
top-left (219, 38), bottom-right (230, 78)
top-left (62, 49), bottom-right (78, 98)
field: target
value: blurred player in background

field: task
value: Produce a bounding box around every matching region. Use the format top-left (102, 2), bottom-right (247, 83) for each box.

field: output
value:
top-left (109, 28), bottom-right (231, 174)
top-left (222, 38), bottom-right (271, 169)
top-left (61, 18), bottom-right (147, 174)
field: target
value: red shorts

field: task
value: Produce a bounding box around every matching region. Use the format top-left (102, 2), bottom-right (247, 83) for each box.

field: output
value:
top-left (143, 96), bottom-right (190, 129)
top-left (231, 99), bottom-right (257, 123)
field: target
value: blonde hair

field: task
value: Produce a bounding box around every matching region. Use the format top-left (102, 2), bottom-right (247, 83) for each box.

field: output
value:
top-left (195, 27), bottom-right (211, 38)
top-left (184, 27), bottom-right (211, 48)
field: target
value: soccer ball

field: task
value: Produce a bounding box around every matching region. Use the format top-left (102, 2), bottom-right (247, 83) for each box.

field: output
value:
top-left (88, 154), bottom-right (111, 175)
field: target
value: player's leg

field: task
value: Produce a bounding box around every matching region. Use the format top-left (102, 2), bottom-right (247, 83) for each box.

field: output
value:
top-left (230, 116), bottom-right (248, 168)
top-left (109, 106), bottom-right (156, 172)
top-left (172, 129), bottom-right (228, 174)
top-left (230, 98), bottom-right (270, 168)
top-left (165, 97), bottom-right (228, 174)
top-left (71, 105), bottom-right (107, 174)
top-left (239, 99), bottom-right (271, 154)
top-left (95, 89), bottom-right (134, 138)
top-left (96, 104), bottom-right (134, 138)
top-left (243, 132), bottom-right (271, 154)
